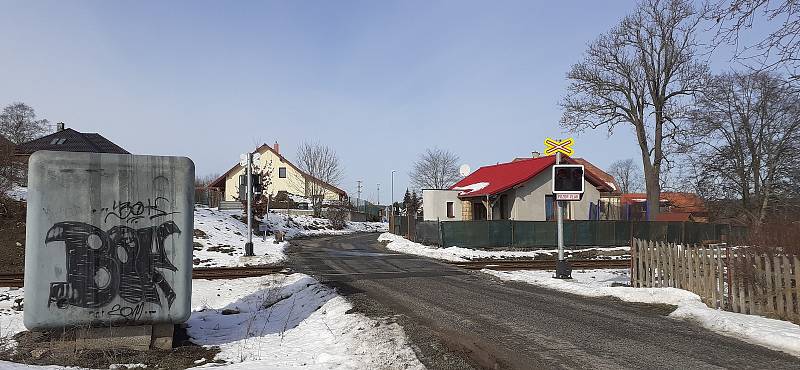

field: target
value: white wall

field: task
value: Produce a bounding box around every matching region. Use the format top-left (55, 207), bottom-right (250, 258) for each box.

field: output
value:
top-left (422, 189), bottom-right (463, 221)
top-left (508, 169), bottom-right (601, 221)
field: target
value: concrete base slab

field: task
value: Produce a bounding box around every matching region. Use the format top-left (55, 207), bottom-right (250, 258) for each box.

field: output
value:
top-left (75, 325), bottom-right (152, 351)
top-left (151, 323), bottom-right (174, 350)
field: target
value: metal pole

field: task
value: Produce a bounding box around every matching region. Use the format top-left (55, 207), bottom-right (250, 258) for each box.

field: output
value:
top-left (391, 170), bottom-right (396, 232)
top-left (555, 151), bottom-right (571, 278)
top-left (245, 152), bottom-right (254, 256)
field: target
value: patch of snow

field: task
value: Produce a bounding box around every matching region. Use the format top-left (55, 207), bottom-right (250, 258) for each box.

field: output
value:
top-left (5, 186), bottom-right (27, 201)
top-left (193, 207), bottom-right (289, 268)
top-left (452, 182), bottom-right (489, 196)
top-left (261, 211), bottom-right (387, 239)
top-left (189, 274), bottom-right (423, 369)
top-left (605, 181), bottom-right (617, 191)
top-left (378, 232), bottom-right (628, 262)
top-left (486, 269), bottom-right (800, 358)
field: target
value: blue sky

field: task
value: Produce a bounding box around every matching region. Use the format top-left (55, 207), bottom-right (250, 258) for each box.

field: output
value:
top-left (0, 1), bottom-right (755, 203)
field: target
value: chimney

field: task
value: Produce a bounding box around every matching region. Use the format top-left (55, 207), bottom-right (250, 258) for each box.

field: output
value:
top-left (274, 141), bottom-right (280, 155)
top-left (56, 122), bottom-right (65, 131)
top-left (531, 151), bottom-right (541, 158)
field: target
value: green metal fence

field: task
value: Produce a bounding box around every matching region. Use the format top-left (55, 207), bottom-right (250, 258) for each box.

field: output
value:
top-left (414, 220), bottom-right (747, 249)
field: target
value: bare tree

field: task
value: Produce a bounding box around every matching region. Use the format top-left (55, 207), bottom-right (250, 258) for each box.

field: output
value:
top-left (409, 148), bottom-right (461, 190)
top-left (710, 0), bottom-right (800, 77)
top-left (0, 137), bottom-right (16, 197)
top-left (0, 102), bottom-right (50, 144)
top-left (687, 71), bottom-right (800, 227)
top-left (608, 159), bottom-right (643, 193)
top-left (560, 0), bottom-right (708, 220)
top-left (296, 141), bottom-right (344, 217)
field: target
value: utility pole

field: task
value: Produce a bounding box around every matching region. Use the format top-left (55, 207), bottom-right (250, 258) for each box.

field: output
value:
top-left (377, 183), bottom-right (380, 205)
top-left (391, 170), bottom-right (396, 231)
top-left (356, 180), bottom-right (363, 215)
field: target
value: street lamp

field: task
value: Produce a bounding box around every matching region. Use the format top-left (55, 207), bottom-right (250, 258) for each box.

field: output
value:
top-left (391, 170), bottom-right (397, 230)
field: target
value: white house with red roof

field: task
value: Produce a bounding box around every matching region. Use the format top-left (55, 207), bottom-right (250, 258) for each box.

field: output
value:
top-left (422, 155), bottom-right (615, 222)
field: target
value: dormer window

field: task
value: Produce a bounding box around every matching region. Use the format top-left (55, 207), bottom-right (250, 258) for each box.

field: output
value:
top-left (50, 138), bottom-right (66, 145)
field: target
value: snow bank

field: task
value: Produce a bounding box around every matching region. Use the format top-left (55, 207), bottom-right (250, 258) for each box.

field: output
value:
top-left (378, 232), bottom-right (628, 262)
top-left (486, 269), bottom-right (800, 357)
top-left (194, 207), bottom-right (289, 268)
top-left (189, 274), bottom-right (423, 369)
top-left (262, 211), bottom-right (387, 239)
top-left (0, 275), bottom-right (423, 369)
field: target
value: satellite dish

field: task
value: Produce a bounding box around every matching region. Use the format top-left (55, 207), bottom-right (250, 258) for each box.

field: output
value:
top-left (459, 164), bottom-right (471, 177)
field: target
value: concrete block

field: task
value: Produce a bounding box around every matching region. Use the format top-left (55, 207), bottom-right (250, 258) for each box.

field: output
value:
top-left (23, 151), bottom-right (194, 330)
top-left (75, 325), bottom-right (152, 351)
top-left (150, 323), bottom-right (174, 350)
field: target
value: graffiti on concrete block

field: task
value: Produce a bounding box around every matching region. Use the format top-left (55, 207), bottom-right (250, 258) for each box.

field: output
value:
top-left (45, 220), bottom-right (180, 310)
top-left (95, 197), bottom-right (179, 224)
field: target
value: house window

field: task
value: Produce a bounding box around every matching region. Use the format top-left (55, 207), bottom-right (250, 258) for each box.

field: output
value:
top-left (49, 138), bottom-right (66, 145)
top-left (446, 202), bottom-right (455, 218)
top-left (545, 195), bottom-right (569, 221)
top-left (279, 167), bottom-right (287, 178)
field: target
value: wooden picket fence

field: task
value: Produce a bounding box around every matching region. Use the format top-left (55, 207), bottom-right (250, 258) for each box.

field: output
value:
top-left (631, 238), bottom-right (800, 324)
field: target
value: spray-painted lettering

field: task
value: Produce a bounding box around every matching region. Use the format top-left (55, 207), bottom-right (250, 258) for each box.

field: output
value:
top-left (45, 221), bottom-right (180, 310)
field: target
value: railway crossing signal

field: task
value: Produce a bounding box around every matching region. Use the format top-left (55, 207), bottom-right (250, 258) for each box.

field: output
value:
top-left (544, 138), bottom-right (579, 280)
top-left (544, 137), bottom-right (575, 157)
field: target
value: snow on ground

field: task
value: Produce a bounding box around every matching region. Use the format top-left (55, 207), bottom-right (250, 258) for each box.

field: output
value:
top-left (0, 275), bottom-right (423, 370)
top-left (4, 186), bottom-right (26, 201)
top-left (194, 207), bottom-right (289, 268)
top-left (262, 211), bottom-right (387, 239)
top-left (486, 269), bottom-right (800, 358)
top-left (188, 274), bottom-right (422, 369)
top-left (378, 232), bottom-right (628, 262)
top-left (194, 207), bottom-right (388, 268)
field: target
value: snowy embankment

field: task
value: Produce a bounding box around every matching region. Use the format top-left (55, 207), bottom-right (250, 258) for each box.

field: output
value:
top-left (485, 269), bottom-right (800, 358)
top-left (378, 232), bottom-right (628, 262)
top-left (188, 274), bottom-right (422, 369)
top-left (194, 207), bottom-right (388, 268)
top-left (0, 274), bottom-right (423, 369)
top-left (194, 207), bottom-right (289, 268)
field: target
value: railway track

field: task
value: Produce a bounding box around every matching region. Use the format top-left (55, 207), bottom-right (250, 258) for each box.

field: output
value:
top-left (0, 260), bottom-right (630, 287)
top-left (448, 259), bottom-right (631, 271)
top-left (0, 265), bottom-right (289, 288)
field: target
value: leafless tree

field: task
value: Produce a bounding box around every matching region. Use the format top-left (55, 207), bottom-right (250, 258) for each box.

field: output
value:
top-left (0, 102), bottom-right (50, 144)
top-left (409, 148), bottom-right (461, 190)
top-left (560, 0), bottom-right (708, 220)
top-left (710, 0), bottom-right (800, 77)
top-left (195, 173), bottom-right (221, 187)
top-left (608, 159), bottom-right (643, 193)
top-left (686, 71), bottom-right (800, 227)
top-left (0, 139), bottom-right (16, 197)
top-left (296, 141), bottom-right (344, 217)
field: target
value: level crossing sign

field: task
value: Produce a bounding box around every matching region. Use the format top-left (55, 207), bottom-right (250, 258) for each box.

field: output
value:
top-left (544, 138), bottom-right (574, 156)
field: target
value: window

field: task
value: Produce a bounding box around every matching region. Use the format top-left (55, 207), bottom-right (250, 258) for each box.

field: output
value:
top-left (49, 138), bottom-right (66, 145)
top-left (545, 195), bottom-right (569, 221)
top-left (446, 202), bottom-right (455, 218)
top-left (279, 167), bottom-right (287, 178)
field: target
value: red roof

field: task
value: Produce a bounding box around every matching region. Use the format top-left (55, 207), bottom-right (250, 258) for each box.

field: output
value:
top-left (450, 155), bottom-right (612, 198)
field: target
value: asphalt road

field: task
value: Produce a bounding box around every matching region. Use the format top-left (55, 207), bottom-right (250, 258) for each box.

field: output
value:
top-left (287, 233), bottom-right (800, 370)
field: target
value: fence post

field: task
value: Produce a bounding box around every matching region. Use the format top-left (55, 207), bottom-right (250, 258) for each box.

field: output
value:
top-left (794, 255), bottom-right (800, 322)
top-left (726, 246), bottom-right (734, 310)
top-left (754, 254), bottom-right (764, 316)
top-left (746, 251), bottom-right (755, 315)
top-left (631, 238), bottom-right (638, 287)
top-left (765, 256), bottom-right (774, 315)
top-left (781, 256), bottom-right (794, 322)
top-left (716, 244), bottom-right (725, 310)
top-left (774, 255), bottom-right (786, 318)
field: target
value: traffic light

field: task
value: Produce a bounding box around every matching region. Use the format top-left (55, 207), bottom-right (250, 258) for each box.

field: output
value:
top-left (552, 165), bottom-right (584, 193)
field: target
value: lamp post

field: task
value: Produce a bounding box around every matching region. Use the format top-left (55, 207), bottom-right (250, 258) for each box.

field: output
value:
top-left (391, 170), bottom-right (396, 232)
